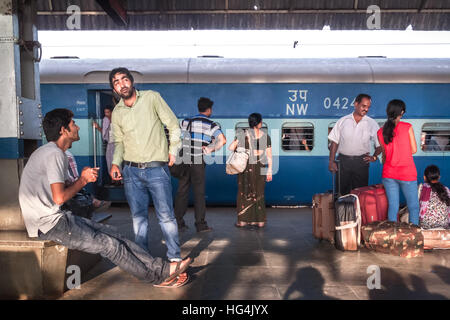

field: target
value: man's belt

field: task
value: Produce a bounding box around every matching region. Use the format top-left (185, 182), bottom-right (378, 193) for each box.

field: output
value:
top-left (338, 154), bottom-right (367, 160)
top-left (123, 161), bottom-right (166, 169)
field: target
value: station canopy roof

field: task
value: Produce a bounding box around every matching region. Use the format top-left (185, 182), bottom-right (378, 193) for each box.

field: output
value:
top-left (37, 0), bottom-right (450, 31)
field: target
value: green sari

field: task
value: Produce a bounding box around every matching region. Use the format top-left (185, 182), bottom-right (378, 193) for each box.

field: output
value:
top-left (236, 130), bottom-right (271, 223)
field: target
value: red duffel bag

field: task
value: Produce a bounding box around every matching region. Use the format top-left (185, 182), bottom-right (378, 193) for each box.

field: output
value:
top-left (351, 184), bottom-right (388, 226)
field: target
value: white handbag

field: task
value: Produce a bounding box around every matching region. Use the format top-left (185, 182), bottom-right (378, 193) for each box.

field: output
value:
top-left (226, 131), bottom-right (251, 175)
top-left (226, 147), bottom-right (249, 175)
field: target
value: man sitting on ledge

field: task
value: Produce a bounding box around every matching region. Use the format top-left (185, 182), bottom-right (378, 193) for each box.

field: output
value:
top-left (18, 108), bottom-right (191, 288)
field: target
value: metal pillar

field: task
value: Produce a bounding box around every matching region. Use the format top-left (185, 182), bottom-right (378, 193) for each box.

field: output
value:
top-left (0, 1), bottom-right (106, 299)
top-left (0, 0), bottom-right (42, 231)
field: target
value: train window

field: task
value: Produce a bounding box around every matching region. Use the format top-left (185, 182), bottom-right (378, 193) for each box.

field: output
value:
top-left (327, 122), bottom-right (336, 150)
top-left (281, 122), bottom-right (314, 151)
top-left (421, 123), bottom-right (450, 152)
top-left (164, 126), bottom-right (170, 145)
top-left (328, 122), bottom-right (336, 135)
top-left (234, 122), bottom-right (268, 135)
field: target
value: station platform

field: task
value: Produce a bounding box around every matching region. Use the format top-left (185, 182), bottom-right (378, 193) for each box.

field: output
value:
top-left (59, 206), bottom-right (450, 300)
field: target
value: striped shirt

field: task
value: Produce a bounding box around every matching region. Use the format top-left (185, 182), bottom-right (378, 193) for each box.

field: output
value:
top-left (65, 150), bottom-right (79, 185)
top-left (180, 114), bottom-right (223, 158)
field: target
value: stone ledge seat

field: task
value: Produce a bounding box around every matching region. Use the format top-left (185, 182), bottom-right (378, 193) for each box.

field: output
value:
top-left (0, 212), bottom-right (111, 299)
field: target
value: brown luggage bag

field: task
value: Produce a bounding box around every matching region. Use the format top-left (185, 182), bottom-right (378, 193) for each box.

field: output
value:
top-left (361, 221), bottom-right (424, 258)
top-left (312, 193), bottom-right (335, 243)
top-left (422, 228), bottom-right (450, 250)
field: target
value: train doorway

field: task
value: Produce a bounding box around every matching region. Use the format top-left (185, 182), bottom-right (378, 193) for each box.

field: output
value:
top-left (89, 90), bottom-right (126, 202)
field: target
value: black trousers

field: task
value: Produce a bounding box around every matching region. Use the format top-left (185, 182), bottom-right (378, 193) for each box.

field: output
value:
top-left (174, 162), bottom-right (208, 229)
top-left (337, 154), bottom-right (370, 196)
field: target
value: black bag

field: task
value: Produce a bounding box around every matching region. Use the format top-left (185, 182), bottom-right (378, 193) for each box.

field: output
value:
top-left (334, 194), bottom-right (361, 251)
top-left (169, 157), bottom-right (189, 179)
top-left (61, 188), bottom-right (94, 219)
top-left (169, 118), bottom-right (196, 179)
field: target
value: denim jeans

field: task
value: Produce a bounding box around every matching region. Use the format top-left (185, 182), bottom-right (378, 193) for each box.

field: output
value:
top-left (382, 178), bottom-right (420, 225)
top-left (38, 211), bottom-right (170, 284)
top-left (122, 164), bottom-right (181, 261)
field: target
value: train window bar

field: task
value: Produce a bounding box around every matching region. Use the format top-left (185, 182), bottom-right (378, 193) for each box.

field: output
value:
top-left (327, 122), bottom-right (337, 150)
top-left (281, 122), bottom-right (314, 151)
top-left (421, 123), bottom-right (450, 152)
top-left (164, 126), bottom-right (170, 145)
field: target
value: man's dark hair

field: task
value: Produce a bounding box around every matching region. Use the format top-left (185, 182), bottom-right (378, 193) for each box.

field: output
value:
top-left (248, 113), bottom-right (262, 128)
top-left (355, 93), bottom-right (371, 103)
top-left (109, 67), bottom-right (134, 89)
top-left (43, 108), bottom-right (74, 142)
top-left (198, 97), bottom-right (214, 113)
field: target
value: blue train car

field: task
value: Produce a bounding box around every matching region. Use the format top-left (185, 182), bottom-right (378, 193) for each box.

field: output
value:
top-left (39, 58), bottom-right (450, 205)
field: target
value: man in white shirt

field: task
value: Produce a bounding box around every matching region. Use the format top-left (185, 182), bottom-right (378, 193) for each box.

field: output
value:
top-left (328, 94), bottom-right (382, 195)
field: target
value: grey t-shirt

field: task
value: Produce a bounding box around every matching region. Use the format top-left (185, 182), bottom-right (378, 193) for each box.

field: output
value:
top-left (18, 142), bottom-right (68, 237)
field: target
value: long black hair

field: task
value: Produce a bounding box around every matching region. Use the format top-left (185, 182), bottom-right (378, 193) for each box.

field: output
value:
top-left (382, 99), bottom-right (406, 145)
top-left (424, 165), bottom-right (450, 206)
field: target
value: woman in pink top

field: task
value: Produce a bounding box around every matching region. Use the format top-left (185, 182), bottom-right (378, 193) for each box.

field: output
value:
top-left (419, 165), bottom-right (450, 229)
top-left (377, 99), bottom-right (419, 225)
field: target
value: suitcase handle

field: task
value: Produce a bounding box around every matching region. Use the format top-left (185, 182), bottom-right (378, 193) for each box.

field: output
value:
top-left (332, 160), bottom-right (340, 200)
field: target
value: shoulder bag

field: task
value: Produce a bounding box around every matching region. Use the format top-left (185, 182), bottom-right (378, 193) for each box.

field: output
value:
top-left (226, 130), bottom-right (251, 175)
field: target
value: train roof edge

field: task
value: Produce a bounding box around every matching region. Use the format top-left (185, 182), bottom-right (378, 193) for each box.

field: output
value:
top-left (39, 58), bottom-right (450, 84)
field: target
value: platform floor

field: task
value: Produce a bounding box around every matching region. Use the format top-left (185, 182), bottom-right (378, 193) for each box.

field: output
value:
top-left (59, 206), bottom-right (450, 300)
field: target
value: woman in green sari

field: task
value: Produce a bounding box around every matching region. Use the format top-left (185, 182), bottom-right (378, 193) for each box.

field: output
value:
top-left (228, 113), bottom-right (273, 228)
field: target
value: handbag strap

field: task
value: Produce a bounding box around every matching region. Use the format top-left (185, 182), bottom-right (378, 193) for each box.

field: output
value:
top-left (245, 130), bottom-right (253, 155)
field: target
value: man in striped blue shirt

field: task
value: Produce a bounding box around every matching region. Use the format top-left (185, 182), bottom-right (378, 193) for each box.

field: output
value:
top-left (175, 97), bottom-right (226, 233)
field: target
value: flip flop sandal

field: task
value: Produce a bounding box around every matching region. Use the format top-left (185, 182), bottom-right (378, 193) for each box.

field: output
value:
top-left (153, 274), bottom-right (189, 288)
top-left (163, 257), bottom-right (192, 283)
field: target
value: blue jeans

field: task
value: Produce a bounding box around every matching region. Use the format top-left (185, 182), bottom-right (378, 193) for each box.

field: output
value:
top-left (122, 164), bottom-right (181, 261)
top-left (382, 178), bottom-right (420, 225)
top-left (38, 212), bottom-right (170, 284)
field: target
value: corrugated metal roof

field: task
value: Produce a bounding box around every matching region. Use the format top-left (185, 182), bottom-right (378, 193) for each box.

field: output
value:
top-left (36, 0), bottom-right (450, 30)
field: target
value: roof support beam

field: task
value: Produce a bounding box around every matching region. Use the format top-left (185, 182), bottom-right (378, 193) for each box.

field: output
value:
top-left (37, 9), bottom-right (450, 15)
top-left (419, 0), bottom-right (429, 13)
top-left (95, 0), bottom-right (128, 26)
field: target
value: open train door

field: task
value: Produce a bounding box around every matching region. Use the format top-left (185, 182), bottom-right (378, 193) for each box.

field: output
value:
top-left (89, 90), bottom-right (126, 202)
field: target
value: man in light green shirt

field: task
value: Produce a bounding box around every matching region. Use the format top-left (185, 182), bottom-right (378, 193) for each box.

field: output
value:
top-left (109, 67), bottom-right (183, 265)
top-left (110, 87), bottom-right (181, 167)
